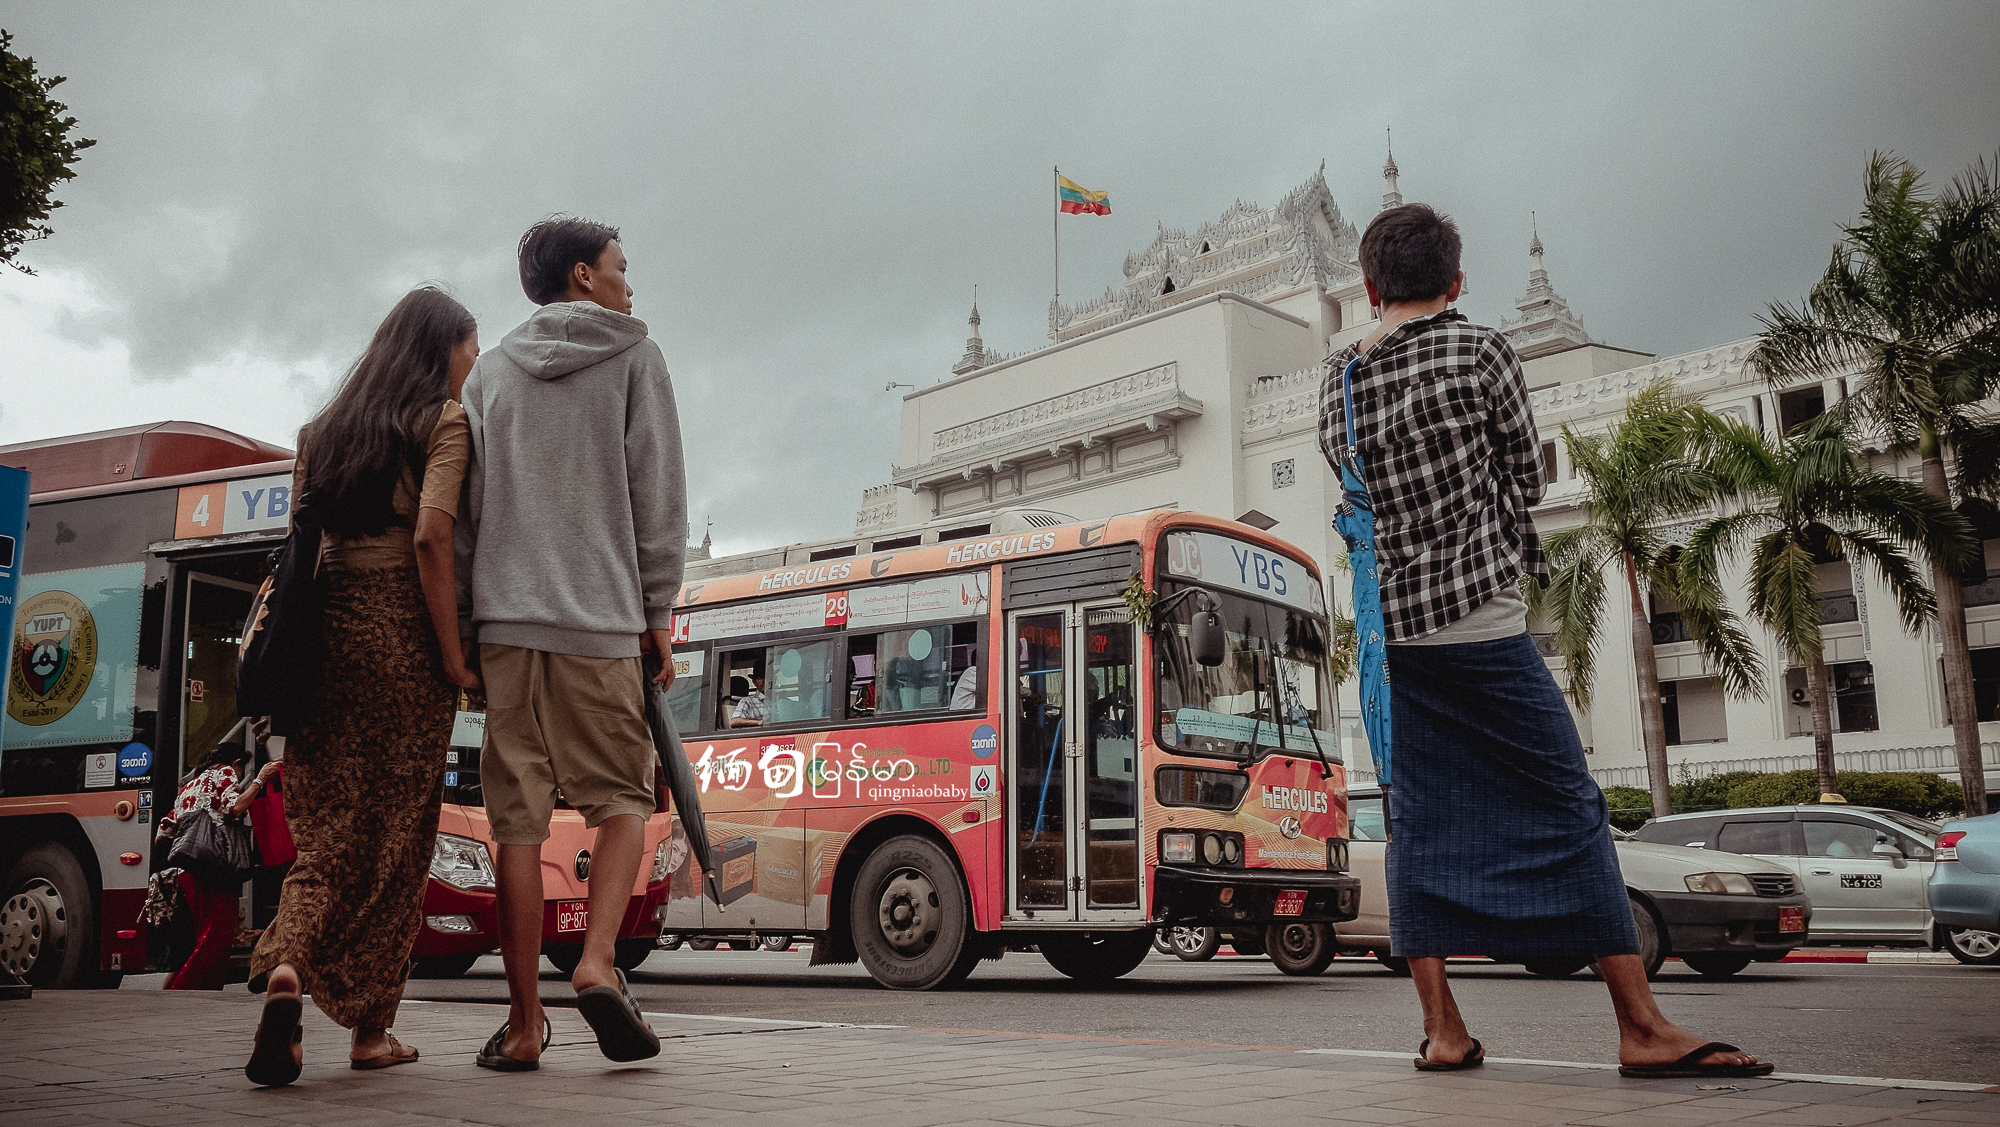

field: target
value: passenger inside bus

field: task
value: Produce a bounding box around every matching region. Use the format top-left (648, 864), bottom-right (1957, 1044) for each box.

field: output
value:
top-left (729, 673), bottom-right (767, 727)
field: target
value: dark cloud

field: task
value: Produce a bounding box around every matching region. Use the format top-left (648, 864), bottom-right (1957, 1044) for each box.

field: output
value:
top-left (4, 1), bottom-right (1996, 552)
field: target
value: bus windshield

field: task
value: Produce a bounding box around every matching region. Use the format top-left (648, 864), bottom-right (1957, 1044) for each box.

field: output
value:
top-left (1155, 581), bottom-right (1337, 762)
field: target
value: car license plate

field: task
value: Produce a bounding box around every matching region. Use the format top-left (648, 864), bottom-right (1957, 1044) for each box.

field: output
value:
top-left (1778, 906), bottom-right (1805, 934)
top-left (556, 899), bottom-right (589, 933)
top-left (1274, 890), bottom-right (1307, 917)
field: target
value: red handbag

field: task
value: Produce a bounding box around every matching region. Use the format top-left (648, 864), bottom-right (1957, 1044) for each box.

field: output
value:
top-left (248, 765), bottom-right (296, 867)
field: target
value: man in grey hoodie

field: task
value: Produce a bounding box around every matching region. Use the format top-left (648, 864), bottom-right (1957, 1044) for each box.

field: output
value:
top-left (457, 216), bottom-right (685, 1068)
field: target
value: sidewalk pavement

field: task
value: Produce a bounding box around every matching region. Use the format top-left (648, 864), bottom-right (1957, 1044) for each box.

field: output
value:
top-left (5, 988), bottom-right (1999, 1127)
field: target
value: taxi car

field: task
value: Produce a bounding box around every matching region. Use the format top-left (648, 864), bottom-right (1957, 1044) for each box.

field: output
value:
top-left (1339, 786), bottom-right (1812, 978)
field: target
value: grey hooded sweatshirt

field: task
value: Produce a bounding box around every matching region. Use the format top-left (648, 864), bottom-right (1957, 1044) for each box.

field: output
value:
top-left (456, 301), bottom-right (687, 658)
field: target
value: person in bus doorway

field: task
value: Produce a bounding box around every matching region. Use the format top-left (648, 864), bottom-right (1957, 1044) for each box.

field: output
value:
top-left (1317, 204), bottom-right (1773, 1079)
top-left (244, 286), bottom-right (485, 1087)
top-left (156, 741), bottom-right (276, 990)
top-left (456, 216), bottom-right (684, 1070)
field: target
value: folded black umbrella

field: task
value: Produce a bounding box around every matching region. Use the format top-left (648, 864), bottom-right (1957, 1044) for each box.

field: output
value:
top-left (642, 654), bottom-right (723, 909)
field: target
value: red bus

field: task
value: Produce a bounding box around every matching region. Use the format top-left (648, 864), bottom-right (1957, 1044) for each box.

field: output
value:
top-left (649, 508), bottom-right (1361, 986)
top-left (0, 423), bottom-right (671, 987)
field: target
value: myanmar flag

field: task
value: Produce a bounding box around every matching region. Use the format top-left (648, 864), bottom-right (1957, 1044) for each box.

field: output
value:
top-left (1058, 174), bottom-right (1111, 216)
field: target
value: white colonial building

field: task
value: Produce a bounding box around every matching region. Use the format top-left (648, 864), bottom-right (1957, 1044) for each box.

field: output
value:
top-left (698, 154), bottom-right (2000, 799)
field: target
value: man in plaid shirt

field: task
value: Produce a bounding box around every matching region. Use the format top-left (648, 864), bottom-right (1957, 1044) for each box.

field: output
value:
top-left (1320, 204), bottom-right (1771, 1080)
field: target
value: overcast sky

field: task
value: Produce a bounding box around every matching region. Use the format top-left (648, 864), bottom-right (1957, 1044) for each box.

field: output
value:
top-left (3, 2), bottom-right (1996, 553)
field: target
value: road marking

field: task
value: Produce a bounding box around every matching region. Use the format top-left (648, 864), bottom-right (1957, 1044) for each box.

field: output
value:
top-left (641, 1010), bottom-right (901, 1030)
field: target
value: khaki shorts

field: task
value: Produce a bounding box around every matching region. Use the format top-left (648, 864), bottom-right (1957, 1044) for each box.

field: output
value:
top-left (479, 644), bottom-right (657, 845)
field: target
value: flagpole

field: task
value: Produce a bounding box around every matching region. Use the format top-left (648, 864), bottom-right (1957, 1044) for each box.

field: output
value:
top-left (1053, 165), bottom-right (1061, 309)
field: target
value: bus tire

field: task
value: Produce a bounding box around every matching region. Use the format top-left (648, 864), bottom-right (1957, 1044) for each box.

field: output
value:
top-left (1521, 956), bottom-right (1590, 978)
top-left (688, 937), bottom-right (718, 950)
top-left (1, 844), bottom-right (105, 989)
top-left (410, 952), bottom-right (481, 979)
top-left (1264, 922), bottom-right (1338, 977)
top-left (850, 834), bottom-right (976, 991)
top-left (1680, 953), bottom-right (1754, 978)
top-left (660, 933), bottom-right (685, 951)
top-left (1039, 931), bottom-right (1153, 982)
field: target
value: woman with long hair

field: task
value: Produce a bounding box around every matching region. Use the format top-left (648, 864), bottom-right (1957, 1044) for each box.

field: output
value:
top-left (245, 286), bottom-right (483, 1086)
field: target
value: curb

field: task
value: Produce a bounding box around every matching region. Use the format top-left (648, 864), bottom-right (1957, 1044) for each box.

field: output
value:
top-left (1779, 950), bottom-right (1959, 964)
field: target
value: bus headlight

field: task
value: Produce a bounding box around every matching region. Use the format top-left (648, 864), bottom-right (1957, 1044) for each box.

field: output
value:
top-left (430, 833), bottom-right (497, 891)
top-left (1162, 832), bottom-right (1196, 863)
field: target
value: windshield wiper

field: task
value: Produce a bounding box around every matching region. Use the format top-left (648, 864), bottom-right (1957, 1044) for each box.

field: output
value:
top-left (1272, 648), bottom-right (1338, 781)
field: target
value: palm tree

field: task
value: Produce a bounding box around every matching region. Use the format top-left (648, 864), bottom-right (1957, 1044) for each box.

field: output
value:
top-left (1750, 152), bottom-right (2000, 815)
top-left (1527, 383), bottom-right (1766, 817)
top-left (1681, 412), bottom-right (1973, 799)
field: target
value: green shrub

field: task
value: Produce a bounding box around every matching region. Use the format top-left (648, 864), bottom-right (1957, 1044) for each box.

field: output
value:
top-left (1602, 785), bottom-right (1654, 831)
top-left (1724, 768), bottom-right (1964, 820)
top-left (1672, 770), bottom-right (1763, 814)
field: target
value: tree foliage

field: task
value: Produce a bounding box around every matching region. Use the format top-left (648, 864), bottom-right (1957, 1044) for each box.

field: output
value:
top-left (1, 29), bottom-right (95, 273)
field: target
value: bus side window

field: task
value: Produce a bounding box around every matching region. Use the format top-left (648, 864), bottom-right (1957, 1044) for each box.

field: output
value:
top-left (846, 634), bottom-right (878, 721)
top-left (662, 647), bottom-right (707, 735)
top-left (718, 650), bottom-right (763, 729)
top-left (842, 620), bottom-right (983, 720)
top-left (769, 640), bottom-right (834, 724)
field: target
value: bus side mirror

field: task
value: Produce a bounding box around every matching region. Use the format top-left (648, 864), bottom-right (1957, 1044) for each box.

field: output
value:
top-left (1190, 598), bottom-right (1226, 667)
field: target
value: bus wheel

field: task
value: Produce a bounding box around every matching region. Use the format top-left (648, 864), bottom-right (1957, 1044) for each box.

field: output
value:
top-left (1264, 923), bottom-right (1338, 977)
top-left (410, 952), bottom-right (481, 979)
top-left (1374, 952), bottom-right (1410, 975)
top-left (1680, 953), bottom-right (1754, 978)
top-left (1040, 932), bottom-right (1152, 982)
top-left (760, 934), bottom-right (794, 952)
top-left (1521, 957), bottom-right (1590, 978)
top-left (850, 834), bottom-right (977, 990)
top-left (543, 944), bottom-right (583, 975)
top-left (660, 933), bottom-right (685, 951)
top-left (1, 844), bottom-right (105, 989)
top-left (614, 938), bottom-right (655, 970)
top-left (688, 937), bottom-right (718, 950)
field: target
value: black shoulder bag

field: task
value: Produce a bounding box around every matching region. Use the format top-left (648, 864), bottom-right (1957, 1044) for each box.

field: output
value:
top-left (237, 496), bottom-right (323, 736)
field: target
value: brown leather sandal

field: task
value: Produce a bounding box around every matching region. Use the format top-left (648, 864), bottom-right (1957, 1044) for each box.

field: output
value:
top-left (350, 1032), bottom-right (419, 1070)
top-left (245, 992), bottom-right (304, 1087)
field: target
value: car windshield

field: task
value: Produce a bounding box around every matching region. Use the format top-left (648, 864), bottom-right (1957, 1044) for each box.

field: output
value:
top-left (1872, 809), bottom-right (1942, 842)
top-left (1154, 581), bottom-right (1336, 762)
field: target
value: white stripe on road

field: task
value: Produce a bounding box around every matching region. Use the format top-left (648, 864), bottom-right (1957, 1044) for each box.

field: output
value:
top-left (1295, 1048), bottom-right (1992, 1091)
top-left (641, 1010), bottom-right (902, 1030)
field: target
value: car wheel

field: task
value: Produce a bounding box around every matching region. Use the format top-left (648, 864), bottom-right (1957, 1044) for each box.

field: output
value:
top-left (1521, 957), bottom-right (1590, 978)
top-left (1227, 929), bottom-right (1266, 957)
top-left (688, 937), bottom-right (719, 951)
top-left (1151, 929), bottom-right (1175, 955)
top-left (1375, 951), bottom-right (1410, 976)
top-left (543, 944), bottom-right (583, 975)
top-left (850, 834), bottom-right (979, 990)
top-left (1944, 928), bottom-right (2000, 966)
top-left (1590, 894), bottom-right (1666, 980)
top-left (1264, 922), bottom-right (1338, 977)
top-left (1170, 927), bottom-right (1221, 962)
top-left (409, 952), bottom-right (481, 979)
top-left (615, 938), bottom-right (656, 970)
top-left (760, 934), bottom-right (794, 952)
top-left (660, 933), bottom-right (685, 951)
top-left (1039, 931), bottom-right (1154, 982)
top-left (1680, 953), bottom-right (1754, 978)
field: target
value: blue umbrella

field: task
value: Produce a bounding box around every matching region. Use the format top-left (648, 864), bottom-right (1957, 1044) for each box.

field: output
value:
top-left (1330, 358), bottom-right (1392, 787)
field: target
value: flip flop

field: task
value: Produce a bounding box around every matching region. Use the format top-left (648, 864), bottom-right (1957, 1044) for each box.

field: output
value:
top-left (350, 1033), bottom-right (419, 1070)
top-left (1619, 1041), bottom-right (1774, 1079)
top-left (575, 967), bottom-right (661, 1063)
top-left (1413, 1037), bottom-right (1484, 1071)
top-left (475, 1015), bottom-right (551, 1072)
top-left (245, 991), bottom-right (304, 1087)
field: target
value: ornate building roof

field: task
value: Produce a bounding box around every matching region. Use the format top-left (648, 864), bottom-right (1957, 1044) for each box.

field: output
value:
top-left (1039, 164), bottom-right (1362, 344)
top-left (1499, 217), bottom-right (1595, 359)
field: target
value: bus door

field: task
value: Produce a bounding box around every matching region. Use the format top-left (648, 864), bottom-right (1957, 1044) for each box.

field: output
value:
top-left (180, 571), bottom-right (257, 767)
top-left (1005, 600), bottom-right (1142, 922)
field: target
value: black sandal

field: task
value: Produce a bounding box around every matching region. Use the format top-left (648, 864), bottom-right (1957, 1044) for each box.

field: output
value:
top-left (1413, 1037), bottom-right (1484, 1071)
top-left (475, 1014), bottom-right (551, 1072)
top-left (245, 991), bottom-right (304, 1087)
top-left (575, 968), bottom-right (661, 1063)
top-left (1619, 1041), bottom-right (1774, 1079)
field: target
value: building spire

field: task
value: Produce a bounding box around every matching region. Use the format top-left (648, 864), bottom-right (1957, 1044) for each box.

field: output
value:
top-left (1381, 128), bottom-right (1402, 210)
top-left (1500, 214), bottom-right (1593, 359)
top-left (952, 286), bottom-right (989, 375)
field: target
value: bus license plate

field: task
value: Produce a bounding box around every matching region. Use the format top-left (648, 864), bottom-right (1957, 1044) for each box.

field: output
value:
top-left (1274, 890), bottom-right (1307, 917)
top-left (1778, 907), bottom-right (1805, 933)
top-left (556, 900), bottom-right (589, 933)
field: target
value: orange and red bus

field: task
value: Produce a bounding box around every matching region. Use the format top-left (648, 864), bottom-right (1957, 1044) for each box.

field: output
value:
top-left (645, 507), bottom-right (1361, 986)
top-left (0, 423), bottom-right (672, 987)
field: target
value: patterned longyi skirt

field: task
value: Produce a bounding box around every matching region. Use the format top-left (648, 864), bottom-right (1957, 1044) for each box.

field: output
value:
top-left (251, 563), bottom-right (453, 1030)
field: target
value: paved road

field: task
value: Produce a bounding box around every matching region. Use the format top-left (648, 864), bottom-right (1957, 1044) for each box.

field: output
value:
top-left (388, 948), bottom-right (2000, 1087)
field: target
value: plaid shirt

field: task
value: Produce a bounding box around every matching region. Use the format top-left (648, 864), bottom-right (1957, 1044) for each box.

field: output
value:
top-left (1318, 310), bottom-right (1546, 641)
